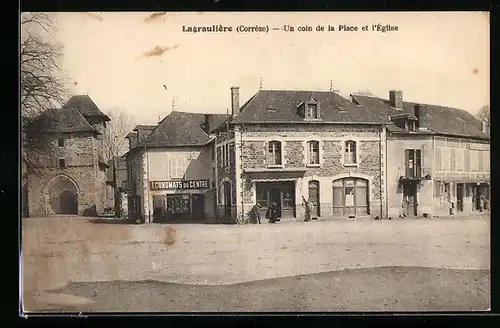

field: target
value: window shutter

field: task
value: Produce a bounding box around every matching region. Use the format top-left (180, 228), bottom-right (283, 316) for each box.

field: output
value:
top-left (405, 149), bottom-right (410, 176)
top-left (464, 149), bottom-right (470, 171)
top-left (435, 148), bottom-right (441, 171)
top-left (450, 149), bottom-right (456, 171)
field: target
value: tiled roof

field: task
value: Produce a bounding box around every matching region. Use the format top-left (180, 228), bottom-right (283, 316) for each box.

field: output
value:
top-left (137, 111), bottom-right (226, 148)
top-left (62, 95), bottom-right (111, 121)
top-left (34, 107), bottom-right (99, 134)
top-left (352, 95), bottom-right (489, 140)
top-left (231, 90), bottom-right (386, 124)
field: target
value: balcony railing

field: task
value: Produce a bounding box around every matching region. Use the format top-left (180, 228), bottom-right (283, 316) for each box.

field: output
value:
top-left (403, 166), bottom-right (431, 180)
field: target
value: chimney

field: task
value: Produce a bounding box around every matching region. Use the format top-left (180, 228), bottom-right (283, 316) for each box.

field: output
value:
top-left (126, 132), bottom-right (138, 150)
top-left (231, 86), bottom-right (240, 118)
top-left (481, 121), bottom-right (489, 134)
top-left (204, 114), bottom-right (210, 134)
top-left (414, 104), bottom-right (421, 129)
top-left (389, 90), bottom-right (403, 110)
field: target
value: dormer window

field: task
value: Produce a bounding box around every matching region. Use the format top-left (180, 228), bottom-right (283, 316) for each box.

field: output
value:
top-left (306, 103), bottom-right (318, 119)
top-left (298, 96), bottom-right (321, 120)
top-left (267, 105), bottom-right (276, 112)
top-left (337, 105), bottom-right (345, 112)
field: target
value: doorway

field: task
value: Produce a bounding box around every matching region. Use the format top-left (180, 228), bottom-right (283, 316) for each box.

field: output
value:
top-left (308, 180), bottom-right (320, 218)
top-left (402, 181), bottom-right (418, 217)
top-left (456, 183), bottom-right (464, 212)
top-left (192, 194), bottom-right (205, 221)
top-left (59, 189), bottom-right (78, 215)
top-left (223, 181), bottom-right (231, 217)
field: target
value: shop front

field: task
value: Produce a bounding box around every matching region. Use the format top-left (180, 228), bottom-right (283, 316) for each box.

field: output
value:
top-left (255, 181), bottom-right (296, 219)
top-left (150, 179), bottom-right (212, 223)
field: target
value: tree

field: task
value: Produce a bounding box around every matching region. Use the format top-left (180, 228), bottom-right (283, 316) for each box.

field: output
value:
top-left (21, 12), bottom-right (68, 179)
top-left (477, 105), bottom-right (490, 125)
top-left (353, 89), bottom-right (374, 96)
top-left (103, 109), bottom-right (136, 159)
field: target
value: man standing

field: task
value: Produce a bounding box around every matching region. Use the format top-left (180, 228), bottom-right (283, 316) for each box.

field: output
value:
top-left (303, 196), bottom-right (311, 222)
top-left (251, 203), bottom-right (262, 224)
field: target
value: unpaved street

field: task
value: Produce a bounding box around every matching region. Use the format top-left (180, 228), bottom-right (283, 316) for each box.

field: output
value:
top-left (21, 215), bottom-right (490, 312)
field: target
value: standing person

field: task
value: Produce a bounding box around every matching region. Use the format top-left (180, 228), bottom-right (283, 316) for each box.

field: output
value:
top-left (269, 202), bottom-right (278, 223)
top-left (479, 194), bottom-right (485, 212)
top-left (251, 203), bottom-right (262, 224)
top-left (303, 196), bottom-right (311, 222)
top-left (308, 199), bottom-right (315, 220)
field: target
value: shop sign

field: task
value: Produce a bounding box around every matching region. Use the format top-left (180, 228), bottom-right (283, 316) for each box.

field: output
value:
top-left (150, 180), bottom-right (210, 190)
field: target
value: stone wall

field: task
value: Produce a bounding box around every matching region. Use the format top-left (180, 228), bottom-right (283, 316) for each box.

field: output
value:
top-left (26, 132), bottom-right (107, 217)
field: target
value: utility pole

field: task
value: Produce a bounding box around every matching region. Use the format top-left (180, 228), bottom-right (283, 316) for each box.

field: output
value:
top-left (260, 78), bottom-right (263, 90)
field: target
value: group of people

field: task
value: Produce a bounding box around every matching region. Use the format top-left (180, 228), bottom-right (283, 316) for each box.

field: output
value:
top-left (249, 196), bottom-right (315, 224)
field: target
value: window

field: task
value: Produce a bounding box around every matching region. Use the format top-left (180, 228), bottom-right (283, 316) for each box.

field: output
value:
top-left (456, 149), bottom-right (464, 171)
top-left (332, 178), bottom-right (369, 216)
top-left (307, 141), bottom-right (320, 165)
top-left (169, 155), bottom-right (187, 178)
top-left (470, 150), bottom-right (479, 172)
top-left (267, 141), bottom-right (282, 166)
top-left (306, 104), bottom-right (319, 119)
top-left (58, 158), bottom-right (66, 168)
top-left (407, 121), bottom-right (415, 132)
top-left (344, 141), bottom-right (357, 165)
top-left (220, 144), bottom-right (230, 167)
top-left (58, 138), bottom-right (65, 147)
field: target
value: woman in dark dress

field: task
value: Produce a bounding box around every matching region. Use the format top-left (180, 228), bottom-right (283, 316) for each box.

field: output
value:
top-left (269, 202), bottom-right (278, 223)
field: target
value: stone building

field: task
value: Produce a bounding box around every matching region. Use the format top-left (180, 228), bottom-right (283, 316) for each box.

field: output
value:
top-left (125, 111), bottom-right (226, 223)
top-left (352, 91), bottom-right (490, 218)
top-left (25, 95), bottom-right (111, 217)
top-left (212, 87), bottom-right (389, 222)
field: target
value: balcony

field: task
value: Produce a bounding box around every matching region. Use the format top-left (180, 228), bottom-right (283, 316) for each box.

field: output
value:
top-left (400, 166), bottom-right (431, 181)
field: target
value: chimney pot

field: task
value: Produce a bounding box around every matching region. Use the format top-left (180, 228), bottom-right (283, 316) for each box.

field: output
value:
top-left (231, 86), bottom-right (240, 118)
top-left (389, 90), bottom-right (403, 110)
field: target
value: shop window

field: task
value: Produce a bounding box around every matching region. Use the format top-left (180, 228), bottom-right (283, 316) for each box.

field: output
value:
top-left (344, 141), bottom-right (357, 165)
top-left (307, 141), bottom-right (320, 165)
top-left (267, 140), bottom-right (282, 166)
top-left (332, 178), bottom-right (368, 216)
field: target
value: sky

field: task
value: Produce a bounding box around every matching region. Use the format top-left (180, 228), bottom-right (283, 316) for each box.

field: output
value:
top-left (49, 11), bottom-right (489, 125)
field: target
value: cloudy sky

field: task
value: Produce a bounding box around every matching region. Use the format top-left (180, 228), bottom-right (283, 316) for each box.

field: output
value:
top-left (50, 11), bottom-right (489, 125)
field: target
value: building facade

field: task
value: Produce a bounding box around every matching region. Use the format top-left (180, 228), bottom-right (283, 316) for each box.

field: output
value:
top-left (352, 91), bottom-right (490, 218)
top-left (25, 95), bottom-right (111, 217)
top-left (125, 111), bottom-right (226, 223)
top-left (213, 87), bottom-right (389, 222)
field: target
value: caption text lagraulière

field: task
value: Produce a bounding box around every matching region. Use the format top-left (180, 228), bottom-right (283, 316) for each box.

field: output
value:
top-left (182, 24), bottom-right (399, 34)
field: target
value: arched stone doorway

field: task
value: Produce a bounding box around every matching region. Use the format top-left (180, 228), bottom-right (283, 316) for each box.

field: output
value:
top-left (46, 175), bottom-right (79, 215)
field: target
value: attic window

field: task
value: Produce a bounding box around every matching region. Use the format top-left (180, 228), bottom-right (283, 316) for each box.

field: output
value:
top-left (337, 105), bottom-right (345, 112)
top-left (267, 105), bottom-right (276, 112)
top-left (457, 118), bottom-right (465, 123)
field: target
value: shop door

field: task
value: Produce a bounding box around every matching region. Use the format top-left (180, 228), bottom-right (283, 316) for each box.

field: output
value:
top-left (456, 184), bottom-right (464, 212)
top-left (269, 188), bottom-right (282, 218)
top-left (192, 194), bottom-right (205, 221)
top-left (403, 182), bottom-right (417, 216)
top-left (308, 181), bottom-right (320, 218)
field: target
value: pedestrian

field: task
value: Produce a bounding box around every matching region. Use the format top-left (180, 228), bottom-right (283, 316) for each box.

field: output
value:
top-left (303, 196), bottom-right (311, 222)
top-left (251, 203), bottom-right (262, 224)
top-left (479, 194), bottom-right (485, 212)
top-left (269, 202), bottom-right (278, 223)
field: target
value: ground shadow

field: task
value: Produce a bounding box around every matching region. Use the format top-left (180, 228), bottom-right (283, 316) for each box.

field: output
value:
top-left (42, 266), bottom-right (490, 312)
top-left (87, 218), bottom-right (136, 225)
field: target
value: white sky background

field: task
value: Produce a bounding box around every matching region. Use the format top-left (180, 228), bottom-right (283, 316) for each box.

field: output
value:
top-left (52, 12), bottom-right (489, 125)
